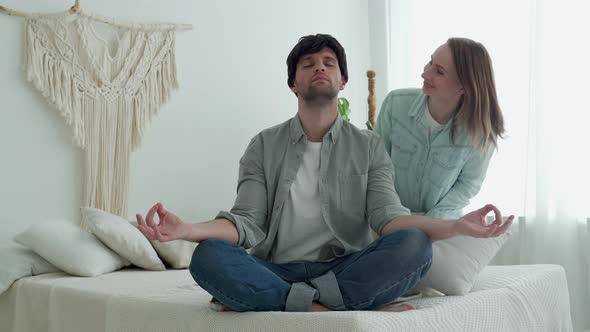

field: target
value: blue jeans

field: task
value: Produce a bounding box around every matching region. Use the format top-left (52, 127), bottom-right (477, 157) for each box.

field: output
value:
top-left (189, 228), bottom-right (432, 312)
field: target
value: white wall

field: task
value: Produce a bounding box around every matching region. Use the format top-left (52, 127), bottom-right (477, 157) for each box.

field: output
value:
top-left (0, 0), bottom-right (371, 243)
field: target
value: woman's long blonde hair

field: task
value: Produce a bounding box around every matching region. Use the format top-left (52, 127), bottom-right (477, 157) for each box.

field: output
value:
top-left (447, 37), bottom-right (505, 149)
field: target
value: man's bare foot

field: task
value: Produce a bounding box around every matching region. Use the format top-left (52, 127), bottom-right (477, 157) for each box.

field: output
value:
top-left (378, 302), bottom-right (416, 312)
top-left (209, 298), bottom-right (235, 312)
top-left (311, 302), bottom-right (332, 312)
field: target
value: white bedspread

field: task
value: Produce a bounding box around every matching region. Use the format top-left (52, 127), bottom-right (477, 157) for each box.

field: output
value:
top-left (0, 264), bottom-right (573, 332)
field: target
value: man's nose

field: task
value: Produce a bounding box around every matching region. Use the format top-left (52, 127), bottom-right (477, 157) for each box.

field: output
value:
top-left (314, 63), bottom-right (326, 72)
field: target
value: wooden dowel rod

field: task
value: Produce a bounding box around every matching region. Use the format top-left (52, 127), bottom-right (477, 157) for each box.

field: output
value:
top-left (367, 70), bottom-right (376, 129)
top-left (0, 5), bottom-right (28, 17)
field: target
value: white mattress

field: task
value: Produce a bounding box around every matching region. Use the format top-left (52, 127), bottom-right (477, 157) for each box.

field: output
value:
top-left (0, 264), bottom-right (573, 332)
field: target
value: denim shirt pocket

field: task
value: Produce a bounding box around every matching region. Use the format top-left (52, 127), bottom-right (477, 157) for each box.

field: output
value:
top-left (429, 147), bottom-right (469, 188)
top-left (390, 131), bottom-right (418, 170)
top-left (338, 173), bottom-right (368, 219)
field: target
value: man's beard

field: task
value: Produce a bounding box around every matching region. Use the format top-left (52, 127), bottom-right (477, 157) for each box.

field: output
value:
top-left (301, 84), bottom-right (339, 106)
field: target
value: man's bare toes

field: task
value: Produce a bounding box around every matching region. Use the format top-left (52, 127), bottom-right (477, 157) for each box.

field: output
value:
top-left (378, 302), bottom-right (416, 312)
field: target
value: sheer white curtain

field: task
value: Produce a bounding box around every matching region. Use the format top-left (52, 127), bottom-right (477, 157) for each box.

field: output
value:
top-left (372, 0), bottom-right (590, 330)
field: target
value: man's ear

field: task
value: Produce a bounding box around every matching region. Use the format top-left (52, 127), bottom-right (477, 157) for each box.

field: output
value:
top-left (290, 85), bottom-right (298, 94)
top-left (340, 79), bottom-right (347, 91)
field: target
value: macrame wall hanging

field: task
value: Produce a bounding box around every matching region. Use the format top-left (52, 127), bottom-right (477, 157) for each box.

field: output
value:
top-left (1, 1), bottom-right (192, 218)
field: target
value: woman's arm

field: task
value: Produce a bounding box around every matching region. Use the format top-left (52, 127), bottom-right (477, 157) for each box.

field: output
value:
top-left (426, 144), bottom-right (494, 219)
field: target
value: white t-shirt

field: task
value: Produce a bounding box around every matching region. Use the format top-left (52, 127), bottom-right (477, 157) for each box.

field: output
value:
top-left (422, 104), bottom-right (445, 136)
top-left (271, 141), bottom-right (337, 264)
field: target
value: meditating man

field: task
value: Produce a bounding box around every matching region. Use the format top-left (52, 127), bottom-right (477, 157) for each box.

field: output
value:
top-left (136, 34), bottom-right (513, 313)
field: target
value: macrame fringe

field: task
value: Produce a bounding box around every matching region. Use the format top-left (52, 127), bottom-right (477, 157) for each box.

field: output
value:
top-left (131, 38), bottom-right (178, 150)
top-left (24, 19), bottom-right (179, 218)
top-left (25, 22), bottom-right (86, 147)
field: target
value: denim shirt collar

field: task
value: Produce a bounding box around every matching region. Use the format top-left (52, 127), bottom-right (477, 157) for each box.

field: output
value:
top-left (410, 92), bottom-right (458, 131)
top-left (408, 92), bottom-right (427, 118)
top-left (290, 112), bottom-right (342, 144)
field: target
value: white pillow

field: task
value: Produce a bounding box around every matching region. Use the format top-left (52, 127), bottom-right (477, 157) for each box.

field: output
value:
top-left (150, 239), bottom-right (198, 269)
top-left (127, 220), bottom-right (198, 269)
top-left (0, 245), bottom-right (60, 294)
top-left (14, 219), bottom-right (129, 277)
top-left (414, 232), bottom-right (510, 295)
top-left (81, 207), bottom-right (165, 271)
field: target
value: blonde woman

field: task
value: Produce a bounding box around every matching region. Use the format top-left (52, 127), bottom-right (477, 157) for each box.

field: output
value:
top-left (375, 37), bottom-right (505, 220)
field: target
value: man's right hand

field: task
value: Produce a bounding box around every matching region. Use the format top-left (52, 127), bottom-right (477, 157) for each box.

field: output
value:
top-left (136, 202), bottom-right (187, 242)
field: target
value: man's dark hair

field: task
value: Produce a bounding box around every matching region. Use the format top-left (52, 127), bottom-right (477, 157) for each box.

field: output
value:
top-left (286, 34), bottom-right (348, 88)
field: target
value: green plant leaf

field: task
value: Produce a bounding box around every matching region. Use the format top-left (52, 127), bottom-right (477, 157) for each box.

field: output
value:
top-left (338, 97), bottom-right (351, 122)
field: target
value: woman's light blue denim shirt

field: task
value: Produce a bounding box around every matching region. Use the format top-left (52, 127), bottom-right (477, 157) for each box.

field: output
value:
top-left (375, 89), bottom-right (494, 219)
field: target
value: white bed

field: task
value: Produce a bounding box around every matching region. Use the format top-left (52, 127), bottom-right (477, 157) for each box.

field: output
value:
top-left (0, 264), bottom-right (573, 332)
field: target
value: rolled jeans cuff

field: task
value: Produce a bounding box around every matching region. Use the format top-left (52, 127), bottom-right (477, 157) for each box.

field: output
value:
top-left (285, 282), bottom-right (318, 312)
top-left (310, 271), bottom-right (346, 310)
